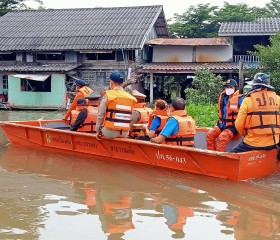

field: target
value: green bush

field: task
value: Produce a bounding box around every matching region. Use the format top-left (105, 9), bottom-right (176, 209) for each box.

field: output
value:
top-left (185, 67), bottom-right (223, 105)
top-left (187, 103), bottom-right (218, 127)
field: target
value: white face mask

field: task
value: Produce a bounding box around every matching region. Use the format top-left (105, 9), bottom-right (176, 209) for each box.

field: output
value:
top-left (225, 88), bottom-right (235, 96)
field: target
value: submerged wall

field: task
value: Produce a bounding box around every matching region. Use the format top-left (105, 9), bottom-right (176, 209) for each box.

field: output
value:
top-left (8, 74), bottom-right (66, 109)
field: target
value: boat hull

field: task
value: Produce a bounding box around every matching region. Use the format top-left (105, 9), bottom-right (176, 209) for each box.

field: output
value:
top-left (0, 120), bottom-right (279, 181)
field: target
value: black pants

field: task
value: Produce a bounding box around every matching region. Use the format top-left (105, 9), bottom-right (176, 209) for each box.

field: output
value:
top-left (230, 141), bottom-right (276, 153)
top-left (136, 136), bottom-right (151, 141)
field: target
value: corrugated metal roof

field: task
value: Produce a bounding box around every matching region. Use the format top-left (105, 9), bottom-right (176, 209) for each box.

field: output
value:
top-left (219, 17), bottom-right (280, 36)
top-left (0, 63), bottom-right (81, 71)
top-left (146, 37), bottom-right (231, 46)
top-left (138, 62), bottom-right (256, 73)
top-left (0, 6), bottom-right (169, 51)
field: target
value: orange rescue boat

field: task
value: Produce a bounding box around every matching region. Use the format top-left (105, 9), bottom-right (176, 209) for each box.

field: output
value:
top-left (0, 119), bottom-right (279, 181)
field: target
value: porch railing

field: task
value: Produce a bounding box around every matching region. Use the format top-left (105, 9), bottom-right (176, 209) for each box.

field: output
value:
top-left (233, 55), bottom-right (259, 63)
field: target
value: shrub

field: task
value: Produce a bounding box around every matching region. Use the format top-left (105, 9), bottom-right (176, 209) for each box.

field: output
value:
top-left (187, 103), bottom-right (218, 127)
top-left (185, 67), bottom-right (223, 105)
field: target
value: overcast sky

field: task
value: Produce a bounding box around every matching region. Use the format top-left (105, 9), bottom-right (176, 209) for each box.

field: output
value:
top-left (28, 0), bottom-right (272, 19)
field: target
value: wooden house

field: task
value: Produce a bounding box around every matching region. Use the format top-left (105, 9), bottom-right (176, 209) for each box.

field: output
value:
top-left (0, 6), bottom-right (168, 109)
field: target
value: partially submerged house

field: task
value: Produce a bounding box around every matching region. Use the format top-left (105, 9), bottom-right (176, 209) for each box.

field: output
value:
top-left (138, 17), bottom-right (280, 102)
top-left (0, 6), bottom-right (168, 109)
top-left (138, 37), bottom-right (238, 102)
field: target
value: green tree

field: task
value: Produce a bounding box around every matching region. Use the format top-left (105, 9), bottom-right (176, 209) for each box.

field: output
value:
top-left (168, 1), bottom-right (277, 38)
top-left (168, 4), bottom-right (219, 38)
top-left (0, 0), bottom-right (43, 16)
top-left (252, 32), bottom-right (280, 94)
top-left (185, 67), bottom-right (223, 104)
top-left (265, 0), bottom-right (280, 16)
top-left (214, 2), bottom-right (257, 23)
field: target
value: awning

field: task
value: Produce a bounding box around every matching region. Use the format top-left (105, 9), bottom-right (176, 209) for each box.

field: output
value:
top-left (12, 74), bottom-right (50, 81)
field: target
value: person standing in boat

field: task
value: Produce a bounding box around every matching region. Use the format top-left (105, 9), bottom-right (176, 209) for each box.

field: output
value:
top-left (206, 79), bottom-right (243, 152)
top-left (64, 79), bottom-right (94, 121)
top-left (129, 89), bottom-right (153, 138)
top-left (96, 71), bottom-right (137, 139)
top-left (230, 73), bottom-right (280, 152)
top-left (69, 93), bottom-right (101, 132)
top-left (150, 97), bottom-right (196, 147)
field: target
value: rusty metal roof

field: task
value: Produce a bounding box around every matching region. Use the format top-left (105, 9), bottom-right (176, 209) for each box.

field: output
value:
top-left (146, 37), bottom-right (230, 46)
top-left (0, 62), bottom-right (81, 71)
top-left (0, 6), bottom-right (169, 51)
top-left (138, 62), bottom-right (241, 73)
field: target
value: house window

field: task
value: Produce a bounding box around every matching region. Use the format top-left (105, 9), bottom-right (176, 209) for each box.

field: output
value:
top-left (36, 52), bottom-right (65, 61)
top-left (0, 52), bottom-right (16, 61)
top-left (3, 75), bottom-right (8, 90)
top-left (20, 76), bottom-right (51, 92)
top-left (85, 51), bottom-right (115, 60)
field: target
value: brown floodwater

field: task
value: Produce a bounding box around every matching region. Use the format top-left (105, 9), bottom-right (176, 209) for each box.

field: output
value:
top-left (0, 111), bottom-right (280, 240)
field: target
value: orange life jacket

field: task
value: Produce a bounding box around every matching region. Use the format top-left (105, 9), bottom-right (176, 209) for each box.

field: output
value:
top-left (78, 86), bottom-right (94, 98)
top-left (103, 89), bottom-right (137, 131)
top-left (70, 106), bottom-right (98, 132)
top-left (245, 90), bottom-right (280, 136)
top-left (103, 196), bottom-right (135, 233)
top-left (133, 103), bottom-right (153, 123)
top-left (218, 90), bottom-right (242, 127)
top-left (69, 105), bottom-right (87, 126)
top-left (130, 103), bottom-right (153, 138)
top-left (165, 110), bottom-right (196, 146)
top-left (147, 109), bottom-right (169, 136)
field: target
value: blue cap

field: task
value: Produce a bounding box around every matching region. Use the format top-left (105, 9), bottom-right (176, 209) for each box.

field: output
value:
top-left (77, 98), bottom-right (86, 105)
top-left (224, 79), bottom-right (238, 87)
top-left (76, 79), bottom-right (87, 87)
top-left (110, 71), bottom-right (124, 83)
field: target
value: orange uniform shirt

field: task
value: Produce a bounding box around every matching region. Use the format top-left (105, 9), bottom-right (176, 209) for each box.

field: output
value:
top-left (235, 93), bottom-right (280, 147)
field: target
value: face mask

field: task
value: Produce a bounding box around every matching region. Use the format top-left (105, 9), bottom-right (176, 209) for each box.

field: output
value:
top-left (225, 88), bottom-right (235, 96)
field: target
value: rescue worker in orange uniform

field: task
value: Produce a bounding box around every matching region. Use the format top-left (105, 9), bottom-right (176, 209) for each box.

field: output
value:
top-left (64, 79), bottom-right (93, 121)
top-left (206, 79), bottom-right (243, 152)
top-left (96, 71), bottom-right (137, 139)
top-left (230, 73), bottom-right (280, 152)
top-left (69, 93), bottom-right (101, 132)
top-left (130, 89), bottom-right (153, 138)
top-left (69, 98), bottom-right (88, 131)
top-left (150, 97), bottom-right (196, 146)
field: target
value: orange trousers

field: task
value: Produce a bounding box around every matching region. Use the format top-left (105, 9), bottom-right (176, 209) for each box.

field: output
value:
top-left (206, 126), bottom-right (234, 152)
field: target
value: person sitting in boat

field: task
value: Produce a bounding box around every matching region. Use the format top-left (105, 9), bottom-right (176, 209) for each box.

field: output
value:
top-left (230, 73), bottom-right (280, 152)
top-left (69, 93), bottom-right (101, 132)
top-left (130, 89), bottom-right (153, 138)
top-left (96, 71), bottom-right (137, 140)
top-left (137, 99), bottom-right (169, 141)
top-left (150, 97), bottom-right (196, 147)
top-left (63, 79), bottom-right (94, 121)
top-left (206, 79), bottom-right (243, 152)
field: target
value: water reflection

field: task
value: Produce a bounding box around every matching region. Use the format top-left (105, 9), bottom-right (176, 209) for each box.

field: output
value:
top-left (0, 145), bottom-right (280, 240)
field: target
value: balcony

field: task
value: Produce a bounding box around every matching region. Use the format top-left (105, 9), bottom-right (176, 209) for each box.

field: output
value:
top-left (233, 55), bottom-right (259, 63)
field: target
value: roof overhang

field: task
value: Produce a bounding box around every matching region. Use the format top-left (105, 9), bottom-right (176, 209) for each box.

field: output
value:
top-left (218, 32), bottom-right (276, 37)
top-left (137, 62), bottom-right (242, 74)
top-left (12, 74), bottom-right (50, 81)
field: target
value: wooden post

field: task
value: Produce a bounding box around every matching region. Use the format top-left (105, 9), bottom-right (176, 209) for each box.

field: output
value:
top-left (149, 73), bottom-right (154, 104)
top-left (239, 60), bottom-right (244, 94)
top-left (176, 74), bottom-right (180, 97)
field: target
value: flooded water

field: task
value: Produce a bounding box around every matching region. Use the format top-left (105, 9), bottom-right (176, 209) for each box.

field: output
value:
top-left (0, 111), bottom-right (280, 240)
